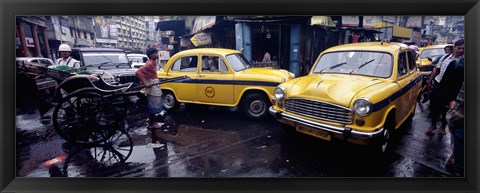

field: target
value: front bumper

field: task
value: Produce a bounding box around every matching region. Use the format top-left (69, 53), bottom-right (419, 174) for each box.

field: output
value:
top-left (269, 107), bottom-right (384, 140)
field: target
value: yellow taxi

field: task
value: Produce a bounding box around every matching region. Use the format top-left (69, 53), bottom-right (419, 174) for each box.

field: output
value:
top-left (269, 42), bottom-right (422, 153)
top-left (417, 44), bottom-right (450, 79)
top-left (158, 48), bottom-right (294, 119)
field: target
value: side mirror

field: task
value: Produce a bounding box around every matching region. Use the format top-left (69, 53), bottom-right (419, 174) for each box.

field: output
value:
top-left (427, 57), bottom-right (432, 62)
top-left (128, 60), bottom-right (133, 65)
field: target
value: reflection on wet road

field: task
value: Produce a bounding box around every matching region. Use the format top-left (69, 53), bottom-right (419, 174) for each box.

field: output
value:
top-left (16, 96), bottom-right (453, 177)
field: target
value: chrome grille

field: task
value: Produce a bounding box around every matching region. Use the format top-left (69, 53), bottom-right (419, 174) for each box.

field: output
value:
top-left (284, 98), bottom-right (353, 124)
top-left (117, 74), bottom-right (139, 84)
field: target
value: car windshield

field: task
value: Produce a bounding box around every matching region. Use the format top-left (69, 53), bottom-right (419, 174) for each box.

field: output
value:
top-left (128, 56), bottom-right (145, 63)
top-left (312, 51), bottom-right (393, 78)
top-left (82, 52), bottom-right (130, 68)
top-left (420, 48), bottom-right (444, 59)
top-left (226, 54), bottom-right (251, 71)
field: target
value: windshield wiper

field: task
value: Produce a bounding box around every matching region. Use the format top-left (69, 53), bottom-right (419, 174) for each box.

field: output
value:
top-left (98, 61), bottom-right (112, 69)
top-left (116, 63), bottom-right (130, 68)
top-left (349, 59), bottom-right (375, 74)
top-left (317, 62), bottom-right (347, 73)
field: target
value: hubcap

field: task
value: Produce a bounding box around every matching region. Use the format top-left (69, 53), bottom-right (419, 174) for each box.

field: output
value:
top-left (381, 129), bottom-right (390, 152)
top-left (164, 94), bottom-right (175, 108)
top-left (249, 100), bottom-right (265, 115)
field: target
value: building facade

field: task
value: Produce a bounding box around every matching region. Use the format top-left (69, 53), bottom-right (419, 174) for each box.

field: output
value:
top-left (16, 16), bottom-right (51, 58)
top-left (44, 16), bottom-right (95, 60)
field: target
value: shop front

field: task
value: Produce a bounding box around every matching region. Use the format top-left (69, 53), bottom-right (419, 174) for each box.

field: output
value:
top-left (234, 16), bottom-right (308, 77)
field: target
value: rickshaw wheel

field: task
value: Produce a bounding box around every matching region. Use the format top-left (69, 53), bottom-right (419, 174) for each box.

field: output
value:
top-left (90, 127), bottom-right (133, 165)
top-left (52, 91), bottom-right (121, 146)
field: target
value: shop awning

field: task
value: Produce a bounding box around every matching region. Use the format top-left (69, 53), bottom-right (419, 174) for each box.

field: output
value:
top-left (310, 16), bottom-right (335, 27)
top-left (192, 16), bottom-right (217, 34)
top-left (156, 20), bottom-right (185, 33)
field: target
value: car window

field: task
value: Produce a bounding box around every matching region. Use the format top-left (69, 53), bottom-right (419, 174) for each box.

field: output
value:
top-left (407, 50), bottom-right (416, 72)
top-left (226, 54), bottom-right (251, 71)
top-left (201, 56), bottom-right (228, 72)
top-left (398, 52), bottom-right (408, 77)
top-left (171, 56), bottom-right (198, 72)
top-left (312, 51), bottom-right (393, 78)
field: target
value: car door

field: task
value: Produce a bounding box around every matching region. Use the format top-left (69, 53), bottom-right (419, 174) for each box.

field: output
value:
top-left (165, 55), bottom-right (199, 102)
top-left (406, 50), bottom-right (421, 112)
top-left (395, 51), bottom-right (411, 122)
top-left (196, 55), bottom-right (234, 105)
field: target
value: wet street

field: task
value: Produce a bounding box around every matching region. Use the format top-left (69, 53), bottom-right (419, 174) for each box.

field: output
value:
top-left (16, 93), bottom-right (456, 177)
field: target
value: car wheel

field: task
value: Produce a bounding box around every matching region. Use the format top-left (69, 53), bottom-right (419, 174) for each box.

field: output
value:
top-left (241, 93), bottom-right (270, 119)
top-left (371, 114), bottom-right (394, 154)
top-left (162, 91), bottom-right (179, 111)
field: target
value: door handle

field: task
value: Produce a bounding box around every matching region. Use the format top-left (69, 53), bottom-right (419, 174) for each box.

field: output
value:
top-left (199, 74), bottom-right (205, 77)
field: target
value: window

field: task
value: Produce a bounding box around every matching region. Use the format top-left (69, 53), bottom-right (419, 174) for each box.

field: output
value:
top-left (407, 50), bottom-right (416, 72)
top-left (201, 56), bottom-right (228, 72)
top-left (398, 52), bottom-right (408, 77)
top-left (171, 56), bottom-right (198, 72)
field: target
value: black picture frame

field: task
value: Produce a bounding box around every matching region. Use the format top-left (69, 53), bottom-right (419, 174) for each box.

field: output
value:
top-left (2, 0), bottom-right (478, 192)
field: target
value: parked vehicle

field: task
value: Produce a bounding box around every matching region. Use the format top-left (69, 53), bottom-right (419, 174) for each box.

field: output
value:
top-left (416, 44), bottom-right (451, 80)
top-left (16, 57), bottom-right (55, 67)
top-left (70, 48), bottom-right (141, 96)
top-left (269, 42), bottom-right (422, 153)
top-left (157, 48), bottom-right (295, 119)
top-left (127, 53), bottom-right (148, 68)
top-left (16, 57), bottom-right (56, 92)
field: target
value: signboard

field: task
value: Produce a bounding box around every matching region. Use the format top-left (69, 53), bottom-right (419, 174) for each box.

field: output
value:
top-left (26, 37), bottom-right (35, 47)
top-left (363, 16), bottom-right (379, 29)
top-left (311, 16), bottom-right (335, 27)
top-left (159, 51), bottom-right (170, 60)
top-left (192, 16), bottom-right (216, 33)
top-left (95, 16), bottom-right (117, 43)
top-left (190, 33), bottom-right (212, 47)
top-left (342, 16), bottom-right (359, 27)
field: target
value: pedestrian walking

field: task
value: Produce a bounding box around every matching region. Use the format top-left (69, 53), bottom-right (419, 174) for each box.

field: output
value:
top-left (446, 82), bottom-right (464, 176)
top-left (135, 48), bottom-right (164, 129)
top-left (425, 39), bottom-right (464, 135)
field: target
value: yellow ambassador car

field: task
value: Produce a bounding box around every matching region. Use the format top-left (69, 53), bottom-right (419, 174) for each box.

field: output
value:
top-left (269, 42), bottom-right (422, 153)
top-left (158, 48), bottom-right (294, 119)
top-left (417, 44), bottom-right (450, 80)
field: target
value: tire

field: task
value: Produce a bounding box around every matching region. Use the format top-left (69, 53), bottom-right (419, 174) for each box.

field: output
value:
top-left (52, 91), bottom-right (120, 146)
top-left (91, 127), bottom-right (133, 165)
top-left (371, 114), bottom-right (395, 154)
top-left (240, 93), bottom-right (270, 119)
top-left (162, 91), bottom-right (180, 111)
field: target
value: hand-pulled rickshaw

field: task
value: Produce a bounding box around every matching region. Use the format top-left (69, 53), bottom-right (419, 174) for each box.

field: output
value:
top-left (46, 68), bottom-right (188, 146)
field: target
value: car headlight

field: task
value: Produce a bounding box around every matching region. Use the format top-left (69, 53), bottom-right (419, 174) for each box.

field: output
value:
top-left (274, 87), bottom-right (285, 100)
top-left (353, 98), bottom-right (372, 116)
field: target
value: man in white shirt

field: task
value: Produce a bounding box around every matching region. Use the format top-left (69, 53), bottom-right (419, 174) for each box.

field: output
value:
top-left (425, 39), bottom-right (465, 135)
top-left (54, 44), bottom-right (79, 68)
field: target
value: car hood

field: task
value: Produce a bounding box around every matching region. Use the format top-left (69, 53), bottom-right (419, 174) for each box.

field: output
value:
top-left (238, 68), bottom-right (294, 82)
top-left (418, 58), bottom-right (432, 66)
top-left (86, 67), bottom-right (137, 75)
top-left (284, 74), bottom-right (385, 107)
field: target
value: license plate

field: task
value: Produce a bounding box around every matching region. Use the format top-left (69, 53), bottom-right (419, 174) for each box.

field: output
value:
top-left (296, 125), bottom-right (331, 141)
